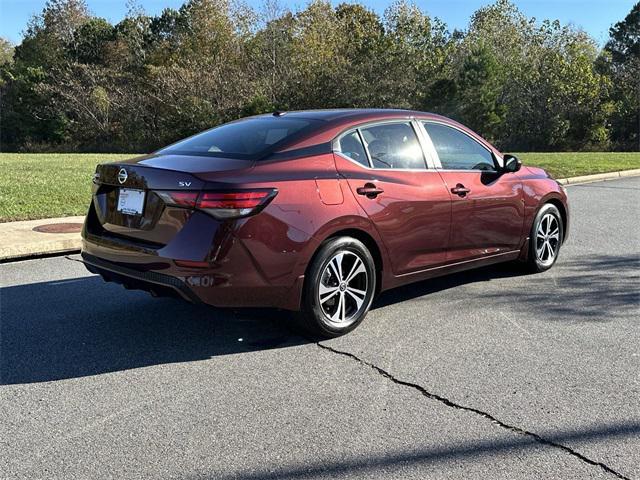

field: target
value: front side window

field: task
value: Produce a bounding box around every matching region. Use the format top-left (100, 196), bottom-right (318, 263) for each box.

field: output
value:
top-left (337, 130), bottom-right (369, 167)
top-left (359, 123), bottom-right (426, 170)
top-left (423, 122), bottom-right (496, 171)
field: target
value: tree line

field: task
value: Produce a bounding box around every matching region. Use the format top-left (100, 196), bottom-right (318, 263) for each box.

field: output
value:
top-left (0, 0), bottom-right (638, 153)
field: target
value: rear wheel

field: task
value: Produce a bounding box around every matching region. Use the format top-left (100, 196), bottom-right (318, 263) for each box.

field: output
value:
top-left (300, 237), bottom-right (376, 338)
top-left (526, 203), bottom-right (563, 272)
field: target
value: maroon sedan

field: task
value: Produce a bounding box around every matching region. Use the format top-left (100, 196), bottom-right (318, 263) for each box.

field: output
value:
top-left (82, 109), bottom-right (568, 337)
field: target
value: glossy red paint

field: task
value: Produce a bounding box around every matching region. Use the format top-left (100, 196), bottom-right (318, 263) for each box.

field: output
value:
top-left (82, 109), bottom-right (569, 311)
top-left (334, 152), bottom-right (451, 274)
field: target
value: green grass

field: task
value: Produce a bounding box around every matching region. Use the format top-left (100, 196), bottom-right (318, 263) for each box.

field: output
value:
top-left (0, 153), bottom-right (131, 222)
top-left (0, 152), bottom-right (639, 222)
top-left (516, 152), bottom-right (640, 179)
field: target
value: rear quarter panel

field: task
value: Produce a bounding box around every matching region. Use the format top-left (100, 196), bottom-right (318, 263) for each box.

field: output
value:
top-left (217, 154), bottom-right (389, 307)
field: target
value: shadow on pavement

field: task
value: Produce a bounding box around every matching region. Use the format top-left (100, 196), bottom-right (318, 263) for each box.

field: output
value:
top-left (0, 275), bottom-right (306, 385)
top-left (489, 254), bottom-right (640, 320)
top-left (375, 254), bottom-right (640, 321)
top-left (196, 421), bottom-right (640, 479)
top-left (373, 261), bottom-right (524, 309)
top-left (2, 254), bottom-right (637, 384)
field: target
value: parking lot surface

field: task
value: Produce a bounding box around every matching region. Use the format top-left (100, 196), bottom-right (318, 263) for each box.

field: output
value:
top-left (1, 177), bottom-right (639, 479)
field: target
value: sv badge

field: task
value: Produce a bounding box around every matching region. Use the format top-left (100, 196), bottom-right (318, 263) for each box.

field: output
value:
top-left (178, 181), bottom-right (192, 187)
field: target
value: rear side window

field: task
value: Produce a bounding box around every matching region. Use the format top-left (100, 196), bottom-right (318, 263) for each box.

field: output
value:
top-left (423, 122), bottom-right (496, 171)
top-left (337, 131), bottom-right (369, 167)
top-left (359, 123), bottom-right (426, 170)
top-left (160, 117), bottom-right (319, 159)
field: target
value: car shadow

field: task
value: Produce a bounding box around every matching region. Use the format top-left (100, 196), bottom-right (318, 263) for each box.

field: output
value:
top-left (2, 254), bottom-right (637, 385)
top-left (0, 275), bottom-right (307, 385)
top-left (374, 254), bottom-right (640, 321)
top-left (373, 261), bottom-right (524, 309)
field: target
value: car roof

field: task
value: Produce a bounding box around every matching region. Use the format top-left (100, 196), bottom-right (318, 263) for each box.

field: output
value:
top-left (258, 108), bottom-right (474, 154)
top-left (253, 108), bottom-right (503, 158)
top-left (257, 108), bottom-right (442, 124)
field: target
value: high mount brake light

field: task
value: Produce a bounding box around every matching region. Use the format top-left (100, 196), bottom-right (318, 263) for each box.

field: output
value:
top-left (157, 189), bottom-right (277, 219)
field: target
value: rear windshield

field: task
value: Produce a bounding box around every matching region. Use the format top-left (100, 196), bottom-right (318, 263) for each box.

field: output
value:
top-left (159, 117), bottom-right (320, 159)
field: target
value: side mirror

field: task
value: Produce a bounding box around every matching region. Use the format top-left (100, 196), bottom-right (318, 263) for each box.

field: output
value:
top-left (502, 154), bottom-right (522, 173)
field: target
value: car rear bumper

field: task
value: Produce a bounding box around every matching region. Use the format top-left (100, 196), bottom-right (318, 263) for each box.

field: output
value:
top-left (81, 206), bottom-right (307, 310)
top-left (81, 234), bottom-right (304, 309)
top-left (82, 252), bottom-right (201, 303)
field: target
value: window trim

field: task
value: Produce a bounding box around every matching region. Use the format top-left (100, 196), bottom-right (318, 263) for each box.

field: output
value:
top-left (419, 121), bottom-right (503, 172)
top-left (334, 129), bottom-right (371, 168)
top-left (333, 119), bottom-right (435, 172)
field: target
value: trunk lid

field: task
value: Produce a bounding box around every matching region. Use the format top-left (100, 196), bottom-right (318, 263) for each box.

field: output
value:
top-left (90, 153), bottom-right (254, 245)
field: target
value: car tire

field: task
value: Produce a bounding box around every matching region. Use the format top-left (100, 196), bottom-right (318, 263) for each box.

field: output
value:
top-left (300, 237), bottom-right (376, 338)
top-left (526, 203), bottom-right (564, 273)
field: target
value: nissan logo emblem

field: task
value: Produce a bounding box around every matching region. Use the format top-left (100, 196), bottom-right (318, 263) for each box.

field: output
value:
top-left (117, 168), bottom-right (128, 184)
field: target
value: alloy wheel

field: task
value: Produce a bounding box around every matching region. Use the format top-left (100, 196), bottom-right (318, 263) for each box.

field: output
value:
top-left (317, 251), bottom-right (369, 328)
top-left (536, 213), bottom-right (560, 266)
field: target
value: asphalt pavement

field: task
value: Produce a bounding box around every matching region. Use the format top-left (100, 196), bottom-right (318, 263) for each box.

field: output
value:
top-left (1, 176), bottom-right (639, 480)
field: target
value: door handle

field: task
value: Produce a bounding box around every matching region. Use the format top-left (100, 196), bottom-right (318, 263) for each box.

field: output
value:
top-left (451, 184), bottom-right (471, 197)
top-left (356, 183), bottom-right (384, 198)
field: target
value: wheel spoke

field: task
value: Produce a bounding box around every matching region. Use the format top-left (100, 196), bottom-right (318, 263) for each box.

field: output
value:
top-left (347, 290), bottom-right (364, 310)
top-left (328, 256), bottom-right (341, 282)
top-left (319, 284), bottom-right (339, 304)
top-left (539, 242), bottom-right (548, 261)
top-left (331, 293), bottom-right (344, 321)
top-left (334, 253), bottom-right (344, 280)
top-left (347, 286), bottom-right (366, 296)
top-left (346, 257), bottom-right (366, 283)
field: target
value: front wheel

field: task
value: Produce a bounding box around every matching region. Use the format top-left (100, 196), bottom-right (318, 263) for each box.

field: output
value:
top-left (526, 203), bottom-right (564, 273)
top-left (300, 237), bottom-right (376, 338)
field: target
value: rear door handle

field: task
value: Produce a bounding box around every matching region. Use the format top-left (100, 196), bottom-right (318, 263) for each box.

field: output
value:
top-left (451, 184), bottom-right (471, 196)
top-left (357, 183), bottom-right (384, 198)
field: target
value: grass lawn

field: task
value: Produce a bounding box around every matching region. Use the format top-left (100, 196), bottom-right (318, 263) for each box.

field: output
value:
top-left (0, 153), bottom-right (131, 222)
top-left (0, 152), bottom-right (639, 222)
top-left (516, 152), bottom-right (640, 179)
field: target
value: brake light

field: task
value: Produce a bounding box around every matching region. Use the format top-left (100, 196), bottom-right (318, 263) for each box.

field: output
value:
top-left (197, 190), bottom-right (276, 219)
top-left (197, 191), bottom-right (267, 209)
top-left (156, 191), bottom-right (199, 207)
top-left (157, 189), bottom-right (277, 219)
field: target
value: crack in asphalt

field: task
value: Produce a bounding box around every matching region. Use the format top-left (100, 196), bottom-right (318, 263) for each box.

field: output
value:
top-left (317, 342), bottom-right (631, 480)
top-left (59, 251), bottom-right (631, 478)
top-left (64, 254), bottom-right (83, 263)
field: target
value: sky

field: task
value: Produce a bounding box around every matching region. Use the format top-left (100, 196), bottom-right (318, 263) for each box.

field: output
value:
top-left (0, 0), bottom-right (635, 46)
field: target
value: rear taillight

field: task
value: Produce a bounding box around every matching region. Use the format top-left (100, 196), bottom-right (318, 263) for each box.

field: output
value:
top-left (156, 191), bottom-right (199, 207)
top-left (156, 189), bottom-right (277, 219)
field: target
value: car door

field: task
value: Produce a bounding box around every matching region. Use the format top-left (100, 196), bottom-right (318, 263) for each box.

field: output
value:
top-left (333, 120), bottom-right (451, 275)
top-left (420, 121), bottom-right (524, 263)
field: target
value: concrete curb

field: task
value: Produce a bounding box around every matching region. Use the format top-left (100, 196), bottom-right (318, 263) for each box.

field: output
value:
top-left (556, 168), bottom-right (640, 185)
top-left (1, 169), bottom-right (639, 262)
top-left (0, 216), bottom-right (84, 262)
